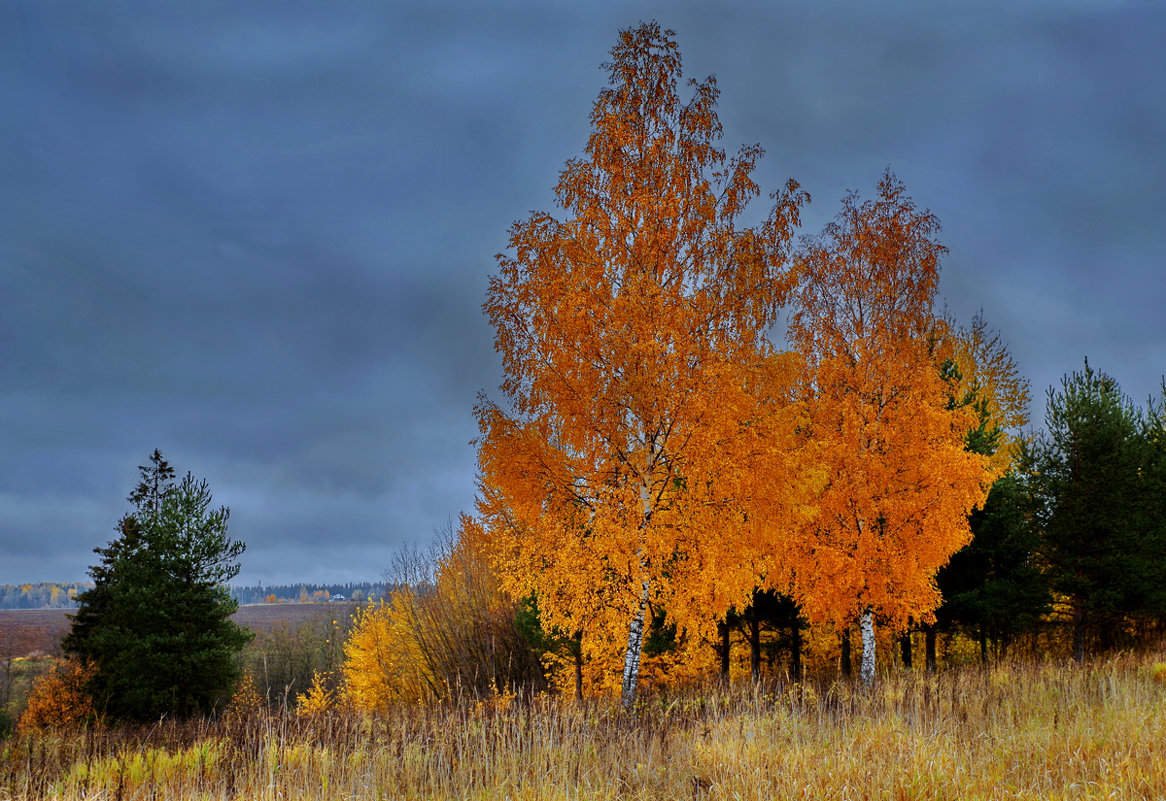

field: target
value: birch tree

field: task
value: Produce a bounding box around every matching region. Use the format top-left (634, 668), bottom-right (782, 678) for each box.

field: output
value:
top-left (787, 171), bottom-right (993, 686)
top-left (476, 22), bottom-right (810, 706)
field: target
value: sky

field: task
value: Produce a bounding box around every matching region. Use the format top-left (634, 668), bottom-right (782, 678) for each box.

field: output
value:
top-left (2, 1), bottom-right (1163, 586)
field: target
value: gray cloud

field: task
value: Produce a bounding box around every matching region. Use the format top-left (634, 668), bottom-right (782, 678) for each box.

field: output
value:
top-left (2, 0), bottom-right (1163, 583)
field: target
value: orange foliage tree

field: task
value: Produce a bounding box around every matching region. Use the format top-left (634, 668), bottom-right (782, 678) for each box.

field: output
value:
top-left (17, 658), bottom-right (95, 732)
top-left (787, 171), bottom-right (994, 685)
top-left (476, 22), bottom-right (814, 706)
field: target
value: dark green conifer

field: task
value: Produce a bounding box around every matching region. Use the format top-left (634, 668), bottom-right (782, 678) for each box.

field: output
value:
top-left (1027, 362), bottom-right (1164, 660)
top-left (64, 450), bottom-right (251, 720)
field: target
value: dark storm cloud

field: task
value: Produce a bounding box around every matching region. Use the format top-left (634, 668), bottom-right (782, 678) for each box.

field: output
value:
top-left (3, 0), bottom-right (1163, 584)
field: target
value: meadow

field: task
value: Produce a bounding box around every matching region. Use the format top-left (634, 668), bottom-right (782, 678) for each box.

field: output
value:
top-left (3, 655), bottom-right (1164, 801)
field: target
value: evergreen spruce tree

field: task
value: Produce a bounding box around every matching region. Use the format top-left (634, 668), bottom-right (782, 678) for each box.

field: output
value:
top-left (1142, 386), bottom-right (1166, 627)
top-left (1027, 362), bottom-right (1164, 661)
top-left (64, 450), bottom-right (252, 720)
top-left (935, 471), bottom-right (1051, 660)
top-left (935, 364), bottom-right (1048, 664)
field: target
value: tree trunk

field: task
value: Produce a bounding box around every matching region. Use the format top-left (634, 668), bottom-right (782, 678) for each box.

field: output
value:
top-left (840, 628), bottom-right (852, 679)
top-left (924, 624), bottom-right (937, 673)
top-left (790, 616), bottom-right (803, 683)
top-left (749, 615), bottom-right (761, 682)
top-left (900, 629), bottom-right (913, 670)
top-left (1098, 617), bottom-right (1116, 653)
top-left (620, 578), bottom-right (650, 708)
top-left (572, 632), bottom-right (583, 701)
top-left (979, 623), bottom-right (989, 667)
top-left (717, 620), bottom-right (730, 679)
top-left (859, 608), bottom-right (876, 686)
top-left (1072, 602), bottom-right (1086, 664)
top-left (622, 470), bottom-right (656, 709)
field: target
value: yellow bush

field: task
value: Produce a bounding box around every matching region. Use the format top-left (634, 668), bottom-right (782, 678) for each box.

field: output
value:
top-left (225, 672), bottom-right (264, 721)
top-left (342, 596), bottom-right (433, 711)
top-left (342, 519), bottom-right (545, 711)
top-left (296, 671), bottom-right (337, 717)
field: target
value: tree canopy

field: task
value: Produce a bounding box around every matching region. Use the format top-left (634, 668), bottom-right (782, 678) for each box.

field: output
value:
top-left (466, 23), bottom-right (1159, 697)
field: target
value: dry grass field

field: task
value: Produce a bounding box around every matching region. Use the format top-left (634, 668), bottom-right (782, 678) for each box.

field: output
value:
top-left (3, 656), bottom-right (1165, 801)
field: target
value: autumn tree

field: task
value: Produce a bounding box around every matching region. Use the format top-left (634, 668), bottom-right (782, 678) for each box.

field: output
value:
top-left (16, 659), bottom-right (95, 733)
top-left (787, 171), bottom-right (993, 685)
top-left (63, 450), bottom-right (251, 720)
top-left (476, 22), bottom-right (812, 706)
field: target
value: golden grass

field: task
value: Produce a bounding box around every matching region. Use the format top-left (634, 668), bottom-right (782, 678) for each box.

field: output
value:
top-left (2, 656), bottom-right (1164, 800)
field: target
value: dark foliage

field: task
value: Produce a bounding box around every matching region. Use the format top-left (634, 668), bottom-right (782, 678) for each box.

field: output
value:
top-left (936, 471), bottom-right (1051, 657)
top-left (1025, 363), bottom-right (1166, 660)
top-left (63, 450), bottom-right (252, 721)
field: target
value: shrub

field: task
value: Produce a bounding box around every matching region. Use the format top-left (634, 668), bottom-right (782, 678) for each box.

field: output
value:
top-left (296, 671), bottom-right (336, 717)
top-left (343, 519), bottom-right (544, 710)
top-left (16, 659), bottom-right (95, 732)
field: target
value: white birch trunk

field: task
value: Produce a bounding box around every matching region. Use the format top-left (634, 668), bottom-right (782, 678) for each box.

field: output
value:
top-left (620, 577), bottom-right (650, 708)
top-left (859, 607), bottom-right (876, 686)
top-left (621, 445), bottom-right (655, 709)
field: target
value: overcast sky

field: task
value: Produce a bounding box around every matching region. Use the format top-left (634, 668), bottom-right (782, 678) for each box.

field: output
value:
top-left (2, 1), bottom-right (1163, 585)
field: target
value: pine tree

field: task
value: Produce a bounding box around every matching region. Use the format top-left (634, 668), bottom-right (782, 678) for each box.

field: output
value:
top-left (1142, 386), bottom-right (1166, 627)
top-left (935, 350), bottom-right (1046, 664)
top-left (935, 471), bottom-right (1050, 661)
top-left (63, 450), bottom-right (251, 720)
top-left (1027, 363), bottom-right (1164, 660)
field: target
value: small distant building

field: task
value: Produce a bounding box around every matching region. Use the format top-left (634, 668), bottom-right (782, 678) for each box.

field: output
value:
top-left (330, 593), bottom-right (346, 602)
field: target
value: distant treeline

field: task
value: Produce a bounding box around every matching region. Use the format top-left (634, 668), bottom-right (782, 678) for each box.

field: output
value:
top-left (230, 583), bottom-right (388, 605)
top-left (0, 582), bottom-right (389, 609)
top-left (0, 583), bottom-right (91, 610)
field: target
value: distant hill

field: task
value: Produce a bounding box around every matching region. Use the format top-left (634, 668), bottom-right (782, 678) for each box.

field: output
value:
top-left (0, 582), bottom-right (389, 610)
